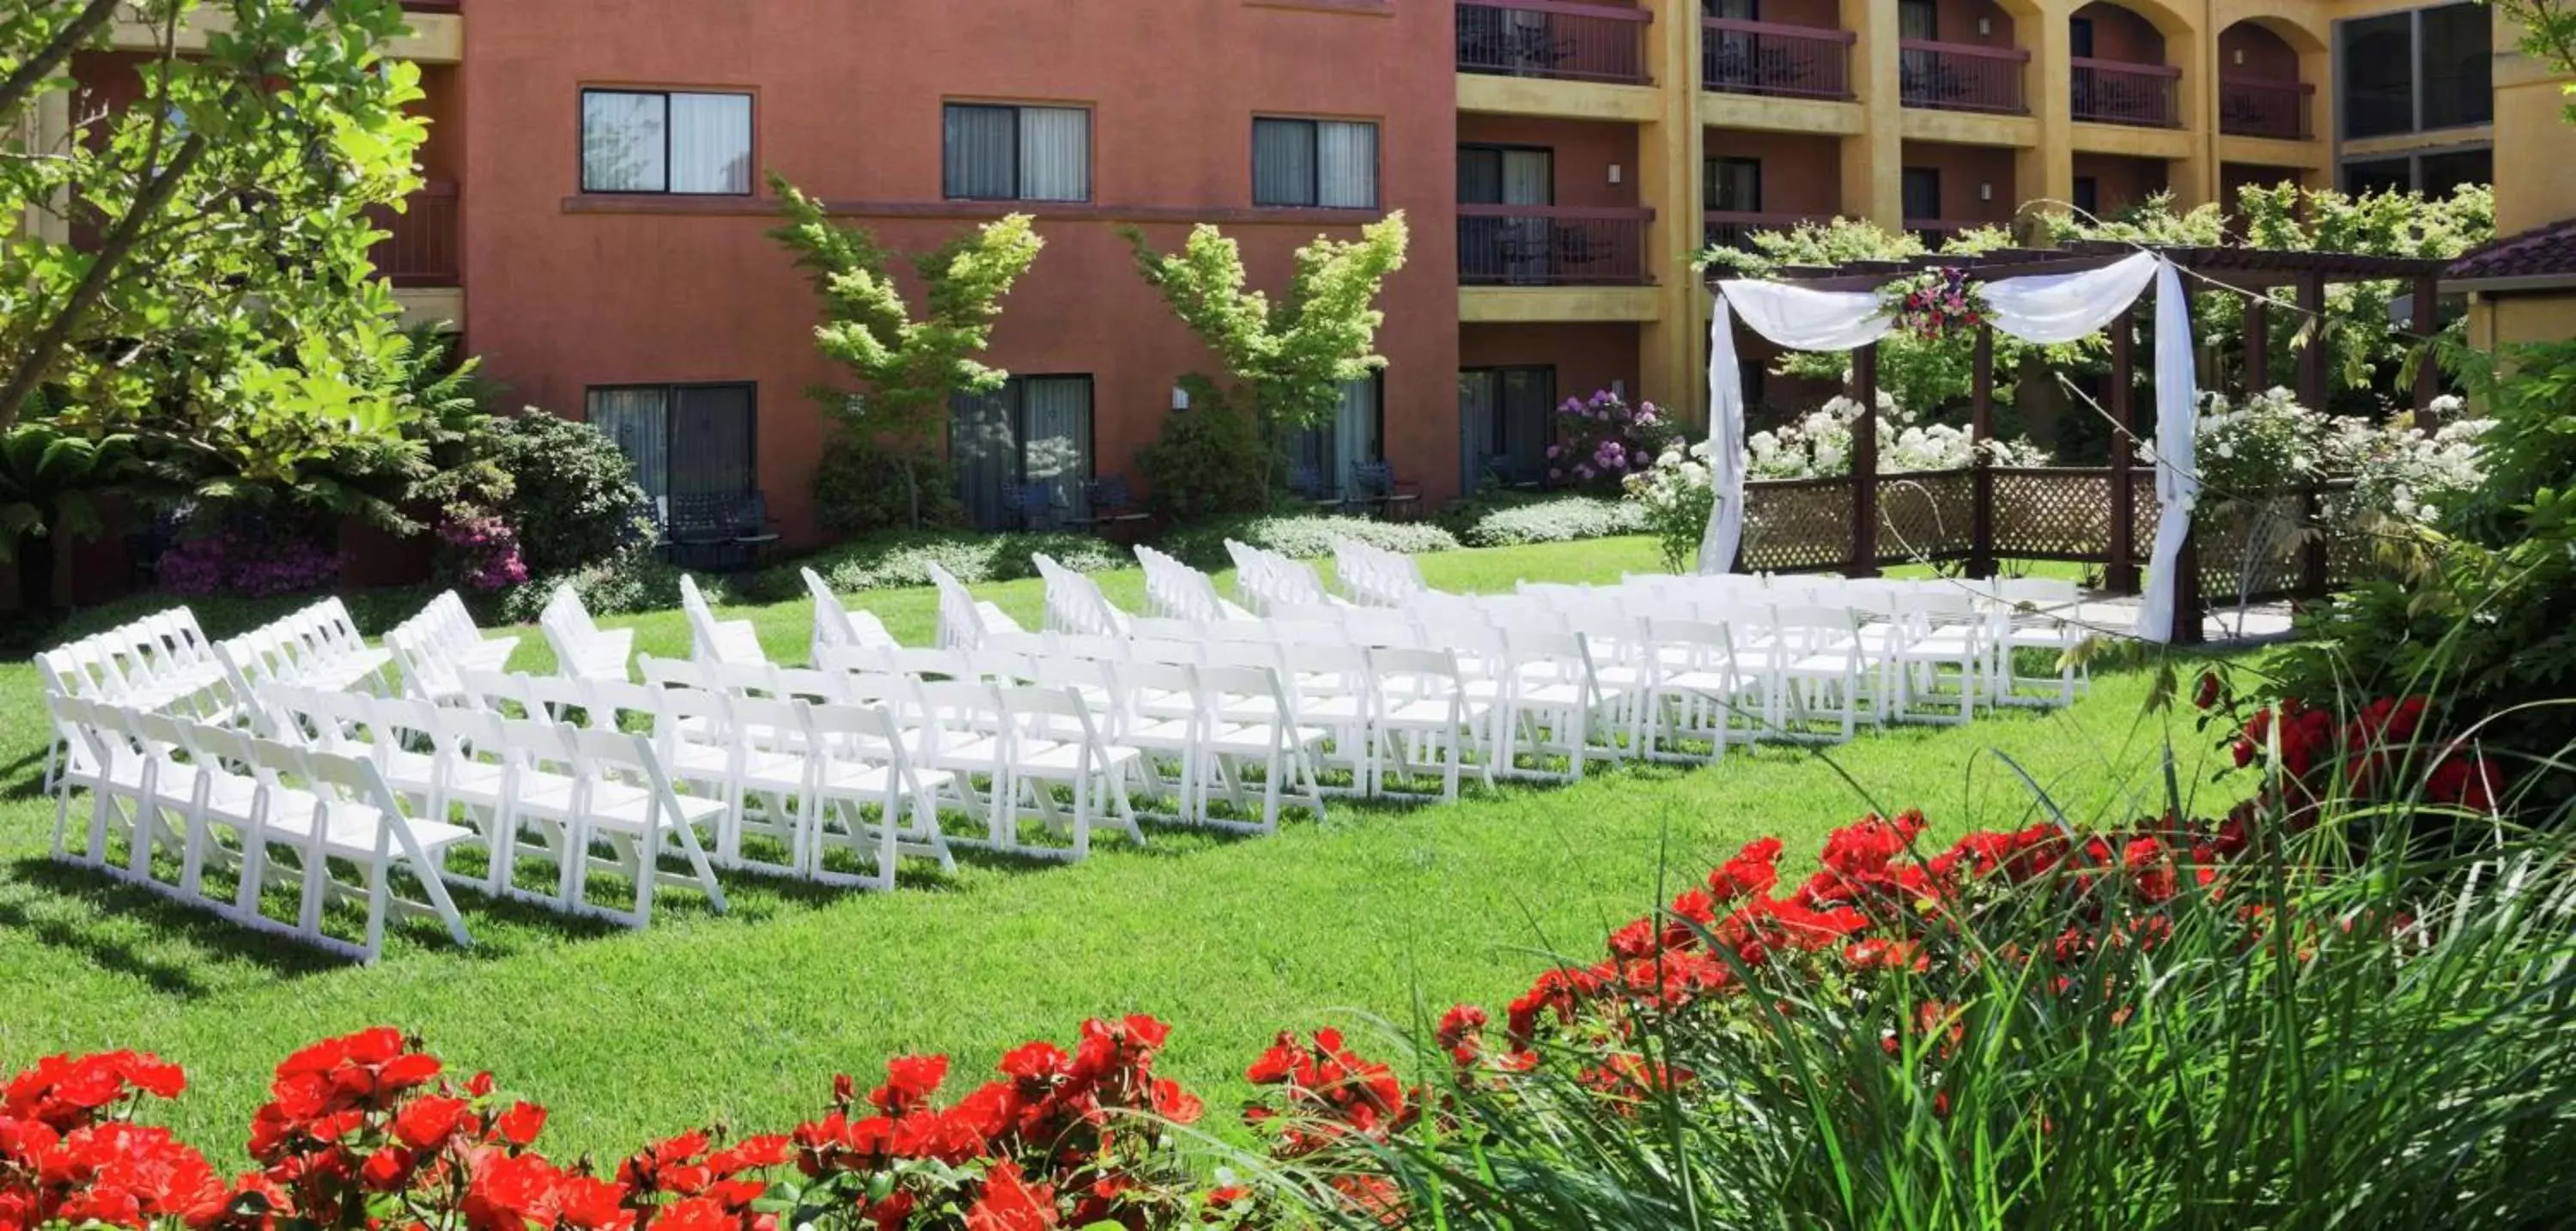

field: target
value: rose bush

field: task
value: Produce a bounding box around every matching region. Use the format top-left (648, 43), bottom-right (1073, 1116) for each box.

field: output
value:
top-left (1544, 391), bottom-right (1677, 494)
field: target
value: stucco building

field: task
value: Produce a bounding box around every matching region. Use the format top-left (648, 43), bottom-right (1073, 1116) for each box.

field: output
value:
top-left (33, 0), bottom-right (2528, 545)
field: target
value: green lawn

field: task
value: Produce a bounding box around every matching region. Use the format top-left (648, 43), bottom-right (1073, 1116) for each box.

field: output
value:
top-left (0, 536), bottom-right (2225, 1161)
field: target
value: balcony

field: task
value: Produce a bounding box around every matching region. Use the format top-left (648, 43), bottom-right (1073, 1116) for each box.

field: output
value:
top-left (2219, 76), bottom-right (2313, 141)
top-left (1455, 0), bottom-right (1652, 86)
top-left (1704, 210), bottom-right (1818, 252)
top-left (1899, 42), bottom-right (2029, 114)
top-left (1702, 19), bottom-right (1855, 100)
top-left (2071, 58), bottom-right (2179, 128)
top-left (368, 182), bottom-right (459, 288)
top-left (1458, 205), bottom-right (1655, 285)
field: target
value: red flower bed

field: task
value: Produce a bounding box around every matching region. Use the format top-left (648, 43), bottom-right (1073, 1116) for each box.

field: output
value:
top-left (4, 691), bottom-right (2464, 1229)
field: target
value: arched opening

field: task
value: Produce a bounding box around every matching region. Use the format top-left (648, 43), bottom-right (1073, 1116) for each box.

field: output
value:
top-left (2069, 2), bottom-right (2178, 127)
top-left (2217, 20), bottom-right (2317, 140)
top-left (1899, 0), bottom-right (2038, 116)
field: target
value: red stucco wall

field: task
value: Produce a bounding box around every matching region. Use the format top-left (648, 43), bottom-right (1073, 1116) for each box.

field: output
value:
top-left (1900, 141), bottom-right (2019, 225)
top-left (458, 0), bottom-right (1460, 546)
top-left (1702, 130), bottom-right (1844, 215)
top-left (1455, 115), bottom-right (1643, 209)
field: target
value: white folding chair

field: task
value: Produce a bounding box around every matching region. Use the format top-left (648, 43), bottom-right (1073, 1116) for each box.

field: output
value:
top-left (1194, 663), bottom-right (1330, 833)
top-left (244, 739), bottom-right (477, 962)
top-left (540, 583), bottom-right (635, 682)
top-left (1639, 618), bottom-right (1762, 764)
top-left (804, 567), bottom-right (897, 666)
top-left (556, 727), bottom-right (731, 925)
top-left (681, 573), bottom-right (767, 666)
top-left (1366, 646), bottom-right (1493, 802)
top-left (806, 702), bottom-right (956, 888)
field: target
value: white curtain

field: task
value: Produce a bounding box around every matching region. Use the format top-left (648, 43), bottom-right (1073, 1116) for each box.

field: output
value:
top-left (1316, 121), bottom-right (1377, 209)
top-left (1018, 106), bottom-right (1091, 202)
top-left (1023, 377), bottom-right (1094, 518)
top-left (1699, 251), bottom-right (2200, 642)
top-left (1334, 378), bottom-right (1382, 494)
top-left (586, 388), bottom-right (670, 516)
top-left (668, 93), bottom-right (750, 194)
top-left (1252, 120), bottom-right (1315, 206)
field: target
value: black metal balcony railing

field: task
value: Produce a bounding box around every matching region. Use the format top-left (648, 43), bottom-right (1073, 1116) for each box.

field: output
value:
top-left (2219, 76), bottom-right (2313, 140)
top-left (2071, 57), bottom-right (2180, 127)
top-left (1458, 204), bottom-right (1656, 285)
top-left (1455, 0), bottom-right (1653, 85)
top-left (1899, 39), bottom-right (2030, 114)
top-left (366, 182), bottom-right (460, 287)
top-left (1701, 18), bottom-right (1855, 100)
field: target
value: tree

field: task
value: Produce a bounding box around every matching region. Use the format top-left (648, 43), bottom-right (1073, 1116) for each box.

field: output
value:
top-left (2491, 0), bottom-right (2576, 123)
top-left (1124, 215), bottom-right (1409, 496)
top-left (767, 173), bottom-right (1043, 531)
top-left (0, 0), bottom-right (428, 470)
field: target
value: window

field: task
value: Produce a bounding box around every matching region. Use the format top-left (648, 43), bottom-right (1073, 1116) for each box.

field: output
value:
top-left (586, 385), bottom-right (757, 516)
top-left (2069, 16), bottom-right (2094, 58)
top-left (1901, 167), bottom-right (1942, 221)
top-left (2341, 158), bottom-right (2412, 195)
top-left (580, 89), bottom-right (752, 194)
top-left (2072, 175), bottom-right (2099, 217)
top-left (1287, 378), bottom-right (1385, 496)
top-left (1899, 0), bottom-right (1937, 40)
top-left (1253, 118), bottom-right (1378, 209)
top-left (2418, 147), bottom-right (2493, 193)
top-left (1458, 145), bottom-right (1552, 205)
top-left (1457, 366), bottom-right (1556, 490)
top-left (1703, 0), bottom-right (1758, 18)
top-left (1705, 156), bottom-right (1762, 212)
top-left (2418, 3), bottom-right (2492, 129)
top-left (942, 103), bottom-right (1091, 202)
top-left (949, 376), bottom-right (1095, 530)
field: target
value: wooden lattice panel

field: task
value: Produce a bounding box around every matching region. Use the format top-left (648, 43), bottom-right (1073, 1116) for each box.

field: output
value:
top-left (1992, 469), bottom-right (2115, 559)
top-left (1874, 470), bottom-right (1976, 565)
top-left (2196, 496), bottom-right (2306, 603)
top-left (1739, 477), bottom-right (1859, 573)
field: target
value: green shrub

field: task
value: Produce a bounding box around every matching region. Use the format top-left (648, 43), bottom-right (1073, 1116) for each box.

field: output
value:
top-left (1155, 513), bottom-right (1456, 569)
top-left (1134, 377), bottom-right (1269, 519)
top-left (492, 549), bottom-right (697, 625)
top-left (753, 531), bottom-right (1127, 599)
top-left (1443, 493), bottom-right (1645, 549)
top-left (2275, 340), bottom-right (2576, 822)
top-left (487, 412), bottom-right (654, 573)
top-left (811, 432), bottom-right (963, 537)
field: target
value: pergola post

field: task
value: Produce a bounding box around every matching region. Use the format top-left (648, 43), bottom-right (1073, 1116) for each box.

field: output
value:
top-left (1849, 343), bottom-right (1880, 578)
top-left (2410, 272), bottom-right (2440, 430)
top-left (1969, 325), bottom-right (1996, 579)
top-left (2242, 288), bottom-right (2269, 390)
top-left (2296, 272), bottom-right (2328, 413)
top-left (2105, 308), bottom-right (2139, 595)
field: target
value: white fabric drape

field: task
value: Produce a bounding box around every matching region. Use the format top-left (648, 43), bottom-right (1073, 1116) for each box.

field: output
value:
top-left (2131, 259), bottom-right (2200, 642)
top-left (1699, 251), bottom-right (2200, 642)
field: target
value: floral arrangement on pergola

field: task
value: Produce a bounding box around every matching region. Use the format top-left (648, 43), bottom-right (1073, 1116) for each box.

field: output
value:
top-left (1698, 242), bottom-right (2451, 645)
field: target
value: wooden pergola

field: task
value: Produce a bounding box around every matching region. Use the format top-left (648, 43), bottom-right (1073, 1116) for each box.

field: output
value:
top-left (1708, 243), bottom-right (2454, 643)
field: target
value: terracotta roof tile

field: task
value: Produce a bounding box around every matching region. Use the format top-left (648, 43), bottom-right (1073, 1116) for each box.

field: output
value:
top-left (2447, 216), bottom-right (2576, 282)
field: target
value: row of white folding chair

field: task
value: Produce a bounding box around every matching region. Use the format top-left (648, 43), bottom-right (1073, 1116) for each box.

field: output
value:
top-left (385, 590), bottom-right (519, 704)
top-left (804, 567), bottom-right (900, 667)
top-left (639, 652), bottom-right (1147, 862)
top-left (37, 609), bottom-right (234, 792)
top-left (680, 573), bottom-right (767, 666)
top-left (541, 582), bottom-right (635, 683)
top-left (216, 599), bottom-right (393, 723)
top-left (926, 561), bottom-right (1024, 651)
top-left (45, 693), bottom-right (477, 963)
top-left (260, 682), bottom-right (730, 927)
top-left (1331, 537), bottom-right (1427, 607)
top-left (1035, 552), bottom-right (1130, 637)
top-left (455, 669), bottom-right (951, 889)
top-left (1223, 540), bottom-right (1337, 616)
top-left (1000, 626), bottom-right (1495, 802)
top-left (1133, 544), bottom-right (1250, 622)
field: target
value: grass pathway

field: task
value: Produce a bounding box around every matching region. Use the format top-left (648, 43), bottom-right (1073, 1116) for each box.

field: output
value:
top-left (0, 537), bottom-right (2227, 1160)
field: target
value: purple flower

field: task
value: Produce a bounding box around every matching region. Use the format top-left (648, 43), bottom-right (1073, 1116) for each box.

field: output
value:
top-left (1545, 444), bottom-right (1561, 459)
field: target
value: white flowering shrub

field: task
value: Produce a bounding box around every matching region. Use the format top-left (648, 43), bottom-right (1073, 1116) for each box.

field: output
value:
top-left (1624, 440), bottom-right (1716, 573)
top-left (1745, 393), bottom-right (2050, 479)
top-left (2161, 386), bottom-right (2491, 528)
